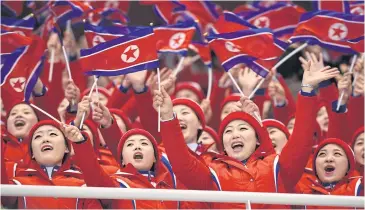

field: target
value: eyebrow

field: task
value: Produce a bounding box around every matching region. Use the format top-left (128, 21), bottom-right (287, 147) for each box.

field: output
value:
top-left (333, 149), bottom-right (343, 153)
top-left (139, 138), bottom-right (149, 142)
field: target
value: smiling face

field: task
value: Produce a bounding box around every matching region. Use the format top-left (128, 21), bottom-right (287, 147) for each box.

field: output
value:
top-left (121, 134), bottom-right (156, 171)
top-left (31, 125), bottom-right (69, 166)
top-left (267, 127), bottom-right (288, 154)
top-left (316, 106), bottom-right (329, 132)
top-left (353, 133), bottom-right (364, 165)
top-left (222, 120), bottom-right (258, 161)
top-left (315, 144), bottom-right (349, 184)
top-left (175, 89), bottom-right (200, 103)
top-left (7, 104), bottom-right (38, 138)
top-left (173, 105), bottom-right (202, 144)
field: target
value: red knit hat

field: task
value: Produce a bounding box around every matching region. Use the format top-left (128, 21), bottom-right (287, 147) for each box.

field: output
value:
top-left (220, 94), bottom-right (241, 110)
top-left (174, 82), bottom-right (205, 102)
top-left (203, 126), bottom-right (219, 145)
top-left (81, 87), bottom-right (111, 99)
top-left (172, 98), bottom-right (206, 129)
top-left (218, 112), bottom-right (274, 157)
top-left (109, 108), bottom-right (132, 130)
top-left (312, 138), bottom-right (355, 178)
top-left (351, 127), bottom-right (364, 148)
top-left (262, 119), bottom-right (291, 139)
top-left (27, 120), bottom-right (70, 156)
top-left (117, 129), bottom-right (159, 166)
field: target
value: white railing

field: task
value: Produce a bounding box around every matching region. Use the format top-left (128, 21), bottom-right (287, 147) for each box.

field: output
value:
top-left (1, 185), bottom-right (364, 208)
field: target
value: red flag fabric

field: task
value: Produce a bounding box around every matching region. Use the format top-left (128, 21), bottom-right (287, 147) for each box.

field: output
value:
top-left (188, 42), bottom-right (212, 67)
top-left (88, 0), bottom-right (130, 14)
top-left (1, 31), bottom-right (32, 55)
top-left (154, 23), bottom-right (195, 56)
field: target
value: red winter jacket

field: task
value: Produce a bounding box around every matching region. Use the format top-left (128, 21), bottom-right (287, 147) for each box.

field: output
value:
top-left (160, 93), bottom-right (318, 209)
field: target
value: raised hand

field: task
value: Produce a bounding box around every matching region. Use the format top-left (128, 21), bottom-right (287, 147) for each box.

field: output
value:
top-left (153, 86), bottom-right (174, 120)
top-left (74, 96), bottom-right (91, 127)
top-left (92, 102), bottom-right (113, 128)
top-left (353, 72), bottom-right (364, 96)
top-left (125, 70), bottom-right (148, 92)
top-left (58, 98), bottom-right (70, 123)
top-left (240, 96), bottom-right (260, 118)
top-left (61, 124), bottom-right (84, 143)
top-left (301, 62), bottom-right (339, 93)
top-left (200, 99), bottom-right (212, 124)
top-left (337, 72), bottom-right (352, 105)
top-left (237, 67), bottom-right (261, 96)
top-left (47, 32), bottom-right (63, 62)
top-left (64, 81), bottom-right (80, 104)
top-left (218, 72), bottom-right (232, 88)
top-left (299, 52), bottom-right (324, 73)
top-left (268, 80), bottom-right (286, 105)
top-left (146, 68), bottom-right (176, 94)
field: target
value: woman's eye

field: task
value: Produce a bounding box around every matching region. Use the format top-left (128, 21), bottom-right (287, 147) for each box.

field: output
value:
top-left (127, 143), bottom-right (133, 147)
top-left (24, 111), bottom-right (30, 115)
top-left (50, 133), bottom-right (58, 137)
top-left (334, 152), bottom-right (342, 157)
top-left (318, 152), bottom-right (326, 157)
top-left (10, 112), bottom-right (16, 116)
top-left (142, 142), bottom-right (148, 146)
top-left (225, 130), bottom-right (232, 134)
top-left (240, 127), bottom-right (247, 131)
top-left (34, 135), bottom-right (41, 140)
top-left (182, 112), bottom-right (189, 115)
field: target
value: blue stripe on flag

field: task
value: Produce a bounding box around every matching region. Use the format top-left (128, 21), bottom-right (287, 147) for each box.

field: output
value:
top-left (24, 55), bottom-right (45, 102)
top-left (84, 60), bottom-right (160, 76)
top-left (1, 46), bottom-right (28, 86)
top-left (299, 10), bottom-right (364, 23)
top-left (1, 16), bottom-right (35, 29)
top-left (80, 27), bottom-right (154, 58)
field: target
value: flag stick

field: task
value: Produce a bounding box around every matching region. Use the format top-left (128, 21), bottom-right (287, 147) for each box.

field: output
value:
top-left (62, 45), bottom-right (73, 81)
top-left (273, 42), bottom-right (308, 70)
top-left (79, 78), bottom-right (98, 129)
top-left (94, 76), bottom-right (100, 106)
top-left (48, 49), bottom-right (55, 83)
top-left (157, 68), bottom-right (161, 132)
top-left (336, 54), bottom-right (357, 111)
top-left (173, 57), bottom-right (186, 76)
top-left (227, 71), bottom-right (244, 96)
top-left (30, 104), bottom-right (61, 124)
top-left (248, 78), bottom-right (265, 99)
top-left (206, 67), bottom-right (213, 99)
top-left (227, 71), bottom-right (262, 125)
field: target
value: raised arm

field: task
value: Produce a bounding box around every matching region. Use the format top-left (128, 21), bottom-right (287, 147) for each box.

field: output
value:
top-left (279, 56), bottom-right (340, 191)
top-left (153, 86), bottom-right (217, 191)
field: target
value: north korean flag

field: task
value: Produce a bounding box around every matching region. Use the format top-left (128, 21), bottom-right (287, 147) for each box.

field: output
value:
top-left (350, 1), bottom-right (364, 15)
top-left (233, 4), bottom-right (259, 19)
top-left (87, 7), bottom-right (129, 26)
top-left (289, 11), bottom-right (364, 54)
top-left (252, 1), bottom-right (292, 9)
top-left (88, 0), bottom-right (130, 14)
top-left (80, 27), bottom-right (159, 76)
top-left (176, 0), bottom-right (220, 23)
top-left (84, 22), bottom-right (143, 48)
top-left (207, 28), bottom-right (288, 60)
top-left (188, 42), bottom-right (212, 67)
top-left (1, 31), bottom-right (32, 55)
top-left (50, 0), bottom-right (93, 26)
top-left (244, 3), bottom-right (306, 40)
top-left (209, 11), bottom-right (256, 34)
top-left (1, 36), bottom-right (46, 109)
top-left (154, 22), bottom-right (195, 56)
top-left (312, 0), bottom-right (350, 13)
top-left (1, 16), bottom-right (35, 37)
top-left (207, 37), bottom-right (273, 78)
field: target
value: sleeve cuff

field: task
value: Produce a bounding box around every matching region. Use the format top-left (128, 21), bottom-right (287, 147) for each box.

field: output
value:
top-left (74, 134), bottom-right (87, 144)
top-left (33, 85), bottom-right (47, 97)
top-left (160, 112), bottom-right (176, 122)
top-left (332, 100), bottom-right (347, 113)
top-left (255, 88), bottom-right (266, 96)
top-left (119, 85), bottom-right (130, 94)
top-left (134, 86), bottom-right (148, 94)
top-left (318, 80), bottom-right (332, 89)
top-left (275, 100), bottom-right (287, 107)
top-left (300, 90), bottom-right (316, 97)
top-left (66, 104), bottom-right (77, 114)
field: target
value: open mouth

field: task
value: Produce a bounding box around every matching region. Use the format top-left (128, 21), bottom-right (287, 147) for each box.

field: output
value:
top-left (231, 141), bottom-right (244, 152)
top-left (14, 119), bottom-right (26, 129)
top-left (133, 152), bottom-right (143, 160)
top-left (324, 165), bottom-right (335, 174)
top-left (179, 123), bottom-right (187, 130)
top-left (272, 142), bottom-right (277, 148)
top-left (41, 144), bottom-right (54, 152)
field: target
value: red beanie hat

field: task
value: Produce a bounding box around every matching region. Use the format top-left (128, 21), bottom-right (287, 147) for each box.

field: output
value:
top-left (81, 87), bottom-right (111, 99)
top-left (220, 94), bottom-right (241, 110)
top-left (218, 112), bottom-right (273, 156)
top-left (117, 129), bottom-right (159, 165)
top-left (175, 82), bottom-right (205, 102)
top-left (109, 108), bottom-right (132, 130)
top-left (351, 127), bottom-right (364, 148)
top-left (172, 98), bottom-right (206, 129)
top-left (312, 138), bottom-right (355, 178)
top-left (262, 119), bottom-right (291, 139)
top-left (203, 126), bottom-right (219, 145)
top-left (27, 120), bottom-right (70, 156)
